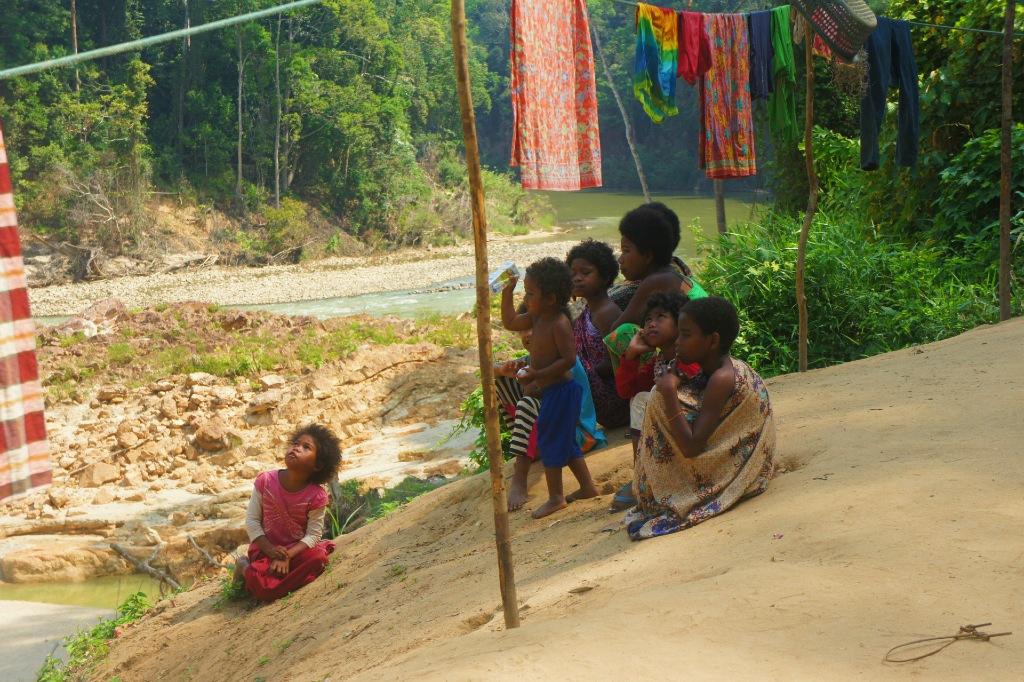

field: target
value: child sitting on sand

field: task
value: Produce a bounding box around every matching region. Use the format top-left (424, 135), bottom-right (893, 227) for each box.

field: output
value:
top-left (616, 293), bottom-right (698, 464)
top-left (495, 303), bottom-right (605, 512)
top-left (623, 296), bottom-right (776, 539)
top-left (502, 258), bottom-right (600, 519)
top-left (234, 424), bottom-right (342, 601)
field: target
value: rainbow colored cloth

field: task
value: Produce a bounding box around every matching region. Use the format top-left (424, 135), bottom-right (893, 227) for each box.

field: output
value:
top-left (633, 3), bottom-right (679, 123)
top-left (0, 123), bottom-right (51, 504)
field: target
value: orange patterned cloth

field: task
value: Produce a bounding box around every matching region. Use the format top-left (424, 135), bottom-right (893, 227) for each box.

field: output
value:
top-left (510, 0), bottom-right (602, 190)
top-left (0, 122), bottom-right (51, 504)
top-left (698, 13), bottom-right (757, 179)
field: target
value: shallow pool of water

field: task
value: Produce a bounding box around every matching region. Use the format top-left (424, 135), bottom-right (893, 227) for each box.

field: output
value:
top-left (0, 574), bottom-right (170, 610)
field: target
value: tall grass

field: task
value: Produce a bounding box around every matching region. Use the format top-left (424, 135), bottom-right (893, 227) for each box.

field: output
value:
top-left (696, 210), bottom-right (1001, 377)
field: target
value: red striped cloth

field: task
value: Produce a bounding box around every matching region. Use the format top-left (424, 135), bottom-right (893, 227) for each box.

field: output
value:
top-left (0, 122), bottom-right (51, 504)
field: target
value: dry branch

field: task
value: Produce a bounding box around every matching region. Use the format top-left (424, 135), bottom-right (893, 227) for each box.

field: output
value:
top-left (187, 534), bottom-right (232, 570)
top-left (111, 542), bottom-right (182, 591)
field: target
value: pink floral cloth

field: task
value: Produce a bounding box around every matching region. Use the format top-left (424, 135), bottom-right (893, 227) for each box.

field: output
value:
top-left (698, 14), bottom-right (757, 179)
top-left (510, 0), bottom-right (602, 190)
top-left (252, 470), bottom-right (328, 548)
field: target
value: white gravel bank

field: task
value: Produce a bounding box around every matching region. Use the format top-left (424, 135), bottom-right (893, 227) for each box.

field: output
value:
top-left (29, 239), bottom-right (577, 317)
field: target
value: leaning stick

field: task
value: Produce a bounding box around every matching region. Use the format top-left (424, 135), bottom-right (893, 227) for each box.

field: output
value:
top-left (187, 534), bottom-right (232, 570)
top-left (111, 542), bottom-right (182, 591)
top-left (450, 0), bottom-right (520, 629)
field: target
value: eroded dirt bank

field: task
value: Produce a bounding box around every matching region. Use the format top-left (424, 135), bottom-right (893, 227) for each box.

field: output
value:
top-left (83, 318), bottom-right (1024, 681)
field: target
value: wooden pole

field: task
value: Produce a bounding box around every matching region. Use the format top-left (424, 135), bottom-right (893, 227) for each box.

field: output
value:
top-left (450, 0), bottom-right (520, 630)
top-left (797, 32), bottom-right (818, 372)
top-left (998, 0), bottom-right (1016, 321)
top-left (714, 179), bottom-right (727, 234)
top-left (591, 24), bottom-right (651, 203)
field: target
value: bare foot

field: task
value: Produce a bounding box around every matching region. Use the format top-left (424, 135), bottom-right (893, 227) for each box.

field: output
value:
top-left (565, 485), bottom-right (599, 503)
top-left (531, 496), bottom-right (567, 519)
top-left (507, 479), bottom-right (528, 512)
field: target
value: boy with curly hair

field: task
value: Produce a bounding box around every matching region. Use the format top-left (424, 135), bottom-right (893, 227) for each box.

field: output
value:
top-left (502, 257), bottom-right (599, 519)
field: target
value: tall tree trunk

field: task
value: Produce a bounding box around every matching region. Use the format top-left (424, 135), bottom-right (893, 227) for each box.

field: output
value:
top-left (591, 24), bottom-right (650, 202)
top-left (176, 0), bottom-right (190, 153)
top-left (274, 13), bottom-right (282, 209)
top-left (714, 179), bottom-right (726, 234)
top-left (998, 0), bottom-right (1015, 321)
top-left (70, 0), bottom-right (80, 90)
top-left (281, 16), bottom-right (294, 193)
top-left (236, 22), bottom-right (245, 207)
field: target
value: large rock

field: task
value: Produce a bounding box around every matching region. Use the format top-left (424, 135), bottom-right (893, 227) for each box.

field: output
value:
top-left (79, 461), bottom-right (119, 487)
top-left (116, 420), bottom-right (143, 448)
top-left (159, 393), bottom-right (179, 419)
top-left (97, 385), bottom-right (128, 404)
top-left (194, 417), bottom-right (231, 452)
top-left (187, 372), bottom-right (216, 387)
top-left (50, 298), bottom-right (127, 339)
top-left (248, 390), bottom-right (282, 415)
top-left (258, 374), bottom-right (286, 390)
top-left (92, 488), bottom-right (115, 505)
top-left (1, 544), bottom-right (123, 583)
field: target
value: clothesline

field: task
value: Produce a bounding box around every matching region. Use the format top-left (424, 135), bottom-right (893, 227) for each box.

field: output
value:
top-left (603, 0), bottom-right (1024, 38)
top-left (0, 0), bottom-right (325, 80)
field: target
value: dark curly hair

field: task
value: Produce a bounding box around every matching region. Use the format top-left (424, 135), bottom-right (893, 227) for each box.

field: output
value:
top-left (682, 296), bottom-right (740, 354)
top-left (646, 202), bottom-right (681, 252)
top-left (643, 291), bottom-right (690, 324)
top-left (618, 206), bottom-right (674, 267)
top-left (566, 239), bottom-right (619, 289)
top-left (525, 257), bottom-right (573, 307)
top-left (290, 423), bottom-right (342, 485)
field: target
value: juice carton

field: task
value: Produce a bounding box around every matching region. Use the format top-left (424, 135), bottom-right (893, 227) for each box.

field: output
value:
top-left (488, 261), bottom-right (522, 295)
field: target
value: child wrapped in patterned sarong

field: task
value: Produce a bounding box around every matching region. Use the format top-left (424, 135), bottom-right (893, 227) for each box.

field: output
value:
top-left (624, 297), bottom-right (775, 540)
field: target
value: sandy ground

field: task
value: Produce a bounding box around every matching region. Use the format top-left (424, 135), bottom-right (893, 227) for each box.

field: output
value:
top-left (0, 601), bottom-right (112, 681)
top-left (82, 317), bottom-right (1024, 681)
top-left (28, 238), bottom-right (575, 317)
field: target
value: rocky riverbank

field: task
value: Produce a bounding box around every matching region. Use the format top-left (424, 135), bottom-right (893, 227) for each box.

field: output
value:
top-left (27, 238), bottom-right (576, 317)
top-left (1, 298), bottom-right (497, 588)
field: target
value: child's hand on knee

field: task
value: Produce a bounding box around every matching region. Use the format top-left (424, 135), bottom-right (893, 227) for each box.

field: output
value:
top-left (270, 557), bottom-right (291, 576)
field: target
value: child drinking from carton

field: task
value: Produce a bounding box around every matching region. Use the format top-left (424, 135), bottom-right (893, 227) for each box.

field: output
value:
top-left (494, 303), bottom-right (606, 512)
top-left (501, 258), bottom-right (600, 519)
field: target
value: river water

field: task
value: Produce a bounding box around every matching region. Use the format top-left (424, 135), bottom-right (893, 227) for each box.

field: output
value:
top-left (245, 189), bottom-right (759, 320)
top-left (0, 573), bottom-right (167, 610)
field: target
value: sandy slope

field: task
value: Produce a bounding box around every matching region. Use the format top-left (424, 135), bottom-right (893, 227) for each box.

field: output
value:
top-left (92, 318), bottom-right (1024, 681)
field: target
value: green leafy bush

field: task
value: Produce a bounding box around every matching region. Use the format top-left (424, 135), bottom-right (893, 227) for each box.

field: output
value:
top-left (936, 124), bottom-right (1024, 257)
top-left (697, 210), bottom-right (1002, 377)
top-left (443, 386), bottom-right (512, 472)
top-left (37, 592), bottom-right (150, 682)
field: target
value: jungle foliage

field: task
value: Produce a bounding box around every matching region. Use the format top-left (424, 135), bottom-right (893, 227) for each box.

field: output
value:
top-left (0, 0), bottom-right (546, 254)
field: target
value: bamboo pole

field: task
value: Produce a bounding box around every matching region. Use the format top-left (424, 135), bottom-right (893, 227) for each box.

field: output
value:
top-left (449, 0), bottom-right (520, 630)
top-left (999, 0), bottom-right (1016, 321)
top-left (797, 32), bottom-right (818, 373)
